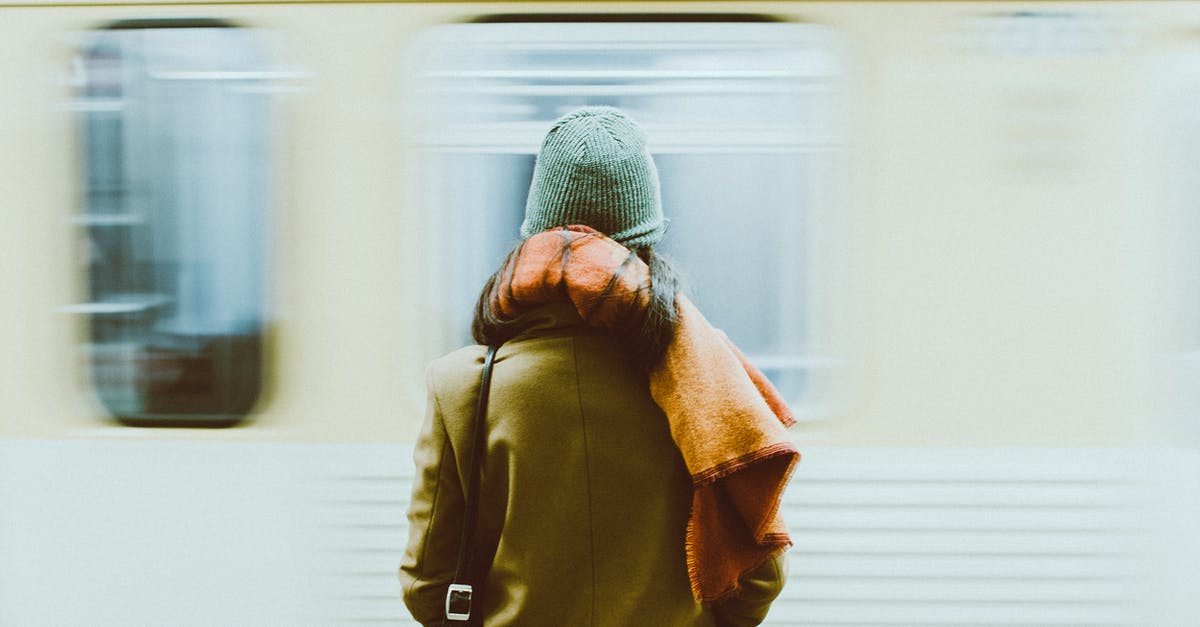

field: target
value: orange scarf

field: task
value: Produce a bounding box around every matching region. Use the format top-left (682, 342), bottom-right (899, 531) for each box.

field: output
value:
top-left (494, 226), bottom-right (800, 602)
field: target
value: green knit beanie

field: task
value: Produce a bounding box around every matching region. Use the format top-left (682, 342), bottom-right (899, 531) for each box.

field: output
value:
top-left (521, 107), bottom-right (665, 248)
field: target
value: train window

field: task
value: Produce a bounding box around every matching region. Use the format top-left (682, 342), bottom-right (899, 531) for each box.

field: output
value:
top-left (412, 20), bottom-right (842, 416)
top-left (70, 20), bottom-right (272, 427)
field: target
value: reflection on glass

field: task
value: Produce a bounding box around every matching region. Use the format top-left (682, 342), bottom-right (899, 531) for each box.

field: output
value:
top-left (75, 21), bottom-right (271, 426)
top-left (415, 21), bottom-right (840, 409)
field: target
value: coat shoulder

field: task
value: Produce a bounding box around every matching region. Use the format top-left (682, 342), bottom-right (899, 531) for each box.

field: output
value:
top-left (425, 344), bottom-right (487, 403)
top-left (427, 344), bottom-right (487, 380)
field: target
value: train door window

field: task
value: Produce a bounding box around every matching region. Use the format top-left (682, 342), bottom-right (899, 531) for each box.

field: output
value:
top-left (412, 19), bottom-right (842, 416)
top-left (71, 20), bottom-right (273, 427)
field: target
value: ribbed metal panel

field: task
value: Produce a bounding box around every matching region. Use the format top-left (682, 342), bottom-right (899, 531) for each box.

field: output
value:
top-left (309, 447), bottom-right (1145, 626)
top-left (766, 450), bottom-right (1142, 627)
top-left (306, 449), bottom-right (418, 626)
top-left (0, 442), bottom-right (1163, 626)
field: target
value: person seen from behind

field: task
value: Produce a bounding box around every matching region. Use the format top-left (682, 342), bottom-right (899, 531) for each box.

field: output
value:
top-left (400, 106), bottom-right (799, 626)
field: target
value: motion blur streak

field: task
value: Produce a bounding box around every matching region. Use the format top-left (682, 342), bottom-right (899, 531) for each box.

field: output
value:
top-left (0, 4), bottom-right (1198, 626)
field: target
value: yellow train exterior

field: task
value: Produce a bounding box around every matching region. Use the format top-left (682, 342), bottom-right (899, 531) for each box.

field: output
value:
top-left (2, 2), bottom-right (1199, 625)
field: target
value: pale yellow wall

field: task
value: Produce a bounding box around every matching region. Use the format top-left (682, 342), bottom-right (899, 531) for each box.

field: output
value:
top-left (4, 2), bottom-right (1200, 447)
top-left (802, 4), bottom-right (1148, 446)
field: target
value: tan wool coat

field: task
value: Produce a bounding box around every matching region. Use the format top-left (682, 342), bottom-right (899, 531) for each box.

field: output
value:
top-left (400, 303), bottom-right (787, 626)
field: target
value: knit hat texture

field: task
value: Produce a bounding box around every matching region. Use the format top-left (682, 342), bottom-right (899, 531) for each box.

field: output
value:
top-left (521, 107), bottom-right (665, 247)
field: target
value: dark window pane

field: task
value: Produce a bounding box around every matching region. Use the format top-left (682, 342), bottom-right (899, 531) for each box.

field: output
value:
top-left (75, 22), bottom-right (272, 427)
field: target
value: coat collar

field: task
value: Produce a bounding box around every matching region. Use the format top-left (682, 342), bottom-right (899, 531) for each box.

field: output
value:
top-left (509, 301), bottom-right (590, 341)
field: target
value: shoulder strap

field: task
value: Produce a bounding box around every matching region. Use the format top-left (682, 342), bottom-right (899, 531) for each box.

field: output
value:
top-left (446, 343), bottom-right (501, 624)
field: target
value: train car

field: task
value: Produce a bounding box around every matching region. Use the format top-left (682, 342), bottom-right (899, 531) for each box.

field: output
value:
top-left (2, 1), bottom-right (1199, 625)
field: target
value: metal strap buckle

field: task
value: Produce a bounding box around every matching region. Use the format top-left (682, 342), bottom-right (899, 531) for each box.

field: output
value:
top-left (445, 583), bottom-right (473, 621)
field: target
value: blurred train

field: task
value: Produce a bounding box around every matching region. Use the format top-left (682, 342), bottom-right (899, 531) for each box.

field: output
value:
top-left (3, 1), bottom-right (1200, 625)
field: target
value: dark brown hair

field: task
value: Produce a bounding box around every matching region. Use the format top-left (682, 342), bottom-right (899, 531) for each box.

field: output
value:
top-left (471, 240), bottom-right (682, 371)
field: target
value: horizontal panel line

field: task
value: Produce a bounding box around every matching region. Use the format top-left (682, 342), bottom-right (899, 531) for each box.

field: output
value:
top-left (792, 551), bottom-right (1133, 558)
top-left (148, 70), bottom-right (312, 81)
top-left (789, 575), bottom-right (1133, 583)
top-left (320, 548), bottom-right (405, 555)
top-left (791, 527), bottom-right (1136, 534)
top-left (417, 145), bottom-right (831, 155)
top-left (321, 614), bottom-right (405, 619)
top-left (782, 504), bottom-right (1134, 510)
top-left (784, 598), bottom-right (1132, 606)
top-left (422, 69), bottom-right (810, 79)
top-left (420, 84), bottom-right (825, 97)
top-left (433, 44), bottom-right (813, 53)
top-left (326, 614), bottom-right (405, 619)
top-left (318, 477), bottom-right (410, 482)
top-left (786, 622), bottom-right (1133, 627)
top-left (790, 480), bottom-right (1137, 488)
top-left (314, 614), bottom-right (408, 620)
top-left (320, 594), bottom-right (402, 601)
top-left (315, 500), bottom-right (407, 506)
top-left (317, 524), bottom-right (405, 531)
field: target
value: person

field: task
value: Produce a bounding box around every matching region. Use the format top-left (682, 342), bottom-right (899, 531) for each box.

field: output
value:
top-left (400, 107), bottom-right (798, 626)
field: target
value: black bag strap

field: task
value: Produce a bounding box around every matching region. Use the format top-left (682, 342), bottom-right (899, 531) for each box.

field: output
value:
top-left (445, 343), bottom-right (501, 624)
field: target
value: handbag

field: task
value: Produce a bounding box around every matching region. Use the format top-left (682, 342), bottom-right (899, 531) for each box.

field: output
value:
top-left (445, 343), bottom-right (502, 625)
